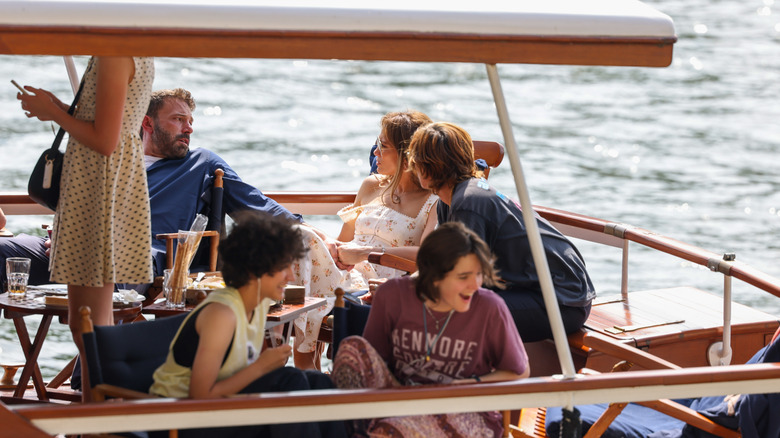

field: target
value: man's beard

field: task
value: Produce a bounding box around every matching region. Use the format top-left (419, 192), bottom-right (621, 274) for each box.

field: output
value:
top-left (152, 121), bottom-right (189, 159)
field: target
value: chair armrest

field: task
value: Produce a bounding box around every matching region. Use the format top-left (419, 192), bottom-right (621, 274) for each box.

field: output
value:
top-left (155, 231), bottom-right (219, 240)
top-left (367, 252), bottom-right (417, 274)
top-left (155, 231), bottom-right (220, 270)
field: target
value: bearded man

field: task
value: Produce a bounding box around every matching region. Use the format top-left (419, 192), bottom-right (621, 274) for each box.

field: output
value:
top-left (1, 88), bottom-right (300, 291)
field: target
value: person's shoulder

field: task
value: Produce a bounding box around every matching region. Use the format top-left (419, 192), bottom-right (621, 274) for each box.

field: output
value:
top-left (197, 300), bottom-right (236, 325)
top-left (355, 174), bottom-right (383, 205)
top-left (360, 174), bottom-right (383, 190)
top-left (189, 148), bottom-right (236, 171)
top-left (473, 287), bottom-right (508, 310)
top-left (189, 147), bottom-right (221, 161)
top-left (459, 178), bottom-right (494, 197)
top-left (375, 276), bottom-right (414, 299)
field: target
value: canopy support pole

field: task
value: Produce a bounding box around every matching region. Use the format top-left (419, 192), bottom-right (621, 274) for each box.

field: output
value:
top-left (485, 64), bottom-right (577, 382)
top-left (63, 56), bottom-right (79, 95)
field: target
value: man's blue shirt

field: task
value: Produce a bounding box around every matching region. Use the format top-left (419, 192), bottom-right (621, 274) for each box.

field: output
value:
top-left (147, 148), bottom-right (301, 271)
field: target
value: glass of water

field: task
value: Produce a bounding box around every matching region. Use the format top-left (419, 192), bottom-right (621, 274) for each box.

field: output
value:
top-left (6, 257), bottom-right (31, 297)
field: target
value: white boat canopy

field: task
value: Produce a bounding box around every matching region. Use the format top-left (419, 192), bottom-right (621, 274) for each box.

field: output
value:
top-left (0, 0), bottom-right (675, 66)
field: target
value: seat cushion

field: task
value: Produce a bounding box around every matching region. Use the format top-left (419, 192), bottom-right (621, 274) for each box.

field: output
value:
top-left (546, 403), bottom-right (686, 438)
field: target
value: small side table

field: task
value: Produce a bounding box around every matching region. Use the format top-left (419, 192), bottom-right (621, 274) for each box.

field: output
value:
top-left (143, 296), bottom-right (327, 347)
top-left (0, 291), bottom-right (141, 401)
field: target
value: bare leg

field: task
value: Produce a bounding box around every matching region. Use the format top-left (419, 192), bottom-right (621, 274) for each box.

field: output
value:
top-left (293, 336), bottom-right (324, 371)
top-left (294, 350), bottom-right (319, 371)
top-left (68, 283), bottom-right (114, 402)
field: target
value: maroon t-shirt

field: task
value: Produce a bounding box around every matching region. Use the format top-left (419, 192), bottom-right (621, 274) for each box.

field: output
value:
top-left (363, 276), bottom-right (528, 385)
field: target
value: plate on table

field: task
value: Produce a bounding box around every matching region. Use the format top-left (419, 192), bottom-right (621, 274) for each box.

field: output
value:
top-left (28, 284), bottom-right (68, 296)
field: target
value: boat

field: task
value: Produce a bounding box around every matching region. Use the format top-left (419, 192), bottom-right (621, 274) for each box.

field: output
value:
top-left (0, 1), bottom-right (778, 437)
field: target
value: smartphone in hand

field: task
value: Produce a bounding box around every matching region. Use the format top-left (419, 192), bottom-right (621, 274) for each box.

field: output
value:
top-left (11, 79), bottom-right (28, 95)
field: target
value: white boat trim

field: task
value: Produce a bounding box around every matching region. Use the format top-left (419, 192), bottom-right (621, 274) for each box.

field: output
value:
top-left (12, 363), bottom-right (780, 435)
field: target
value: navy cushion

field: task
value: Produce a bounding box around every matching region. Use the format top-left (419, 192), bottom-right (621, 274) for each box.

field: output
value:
top-left (84, 313), bottom-right (188, 394)
top-left (738, 337), bottom-right (780, 438)
top-left (546, 403), bottom-right (686, 438)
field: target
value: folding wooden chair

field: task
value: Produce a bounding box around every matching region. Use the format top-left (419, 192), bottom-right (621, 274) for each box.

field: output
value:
top-left (155, 168), bottom-right (224, 273)
top-left (506, 332), bottom-right (742, 438)
top-left (80, 306), bottom-right (187, 437)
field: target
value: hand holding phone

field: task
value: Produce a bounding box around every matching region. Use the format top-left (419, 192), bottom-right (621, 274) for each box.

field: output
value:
top-left (11, 79), bottom-right (28, 95)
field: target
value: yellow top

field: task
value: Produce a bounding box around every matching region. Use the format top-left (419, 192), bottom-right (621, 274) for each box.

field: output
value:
top-left (149, 287), bottom-right (272, 398)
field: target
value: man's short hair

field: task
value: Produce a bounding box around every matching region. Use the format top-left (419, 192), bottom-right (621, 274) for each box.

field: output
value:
top-left (146, 88), bottom-right (196, 118)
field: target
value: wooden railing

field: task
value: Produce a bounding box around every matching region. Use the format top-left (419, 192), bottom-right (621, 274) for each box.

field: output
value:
top-left (3, 191), bottom-right (779, 298)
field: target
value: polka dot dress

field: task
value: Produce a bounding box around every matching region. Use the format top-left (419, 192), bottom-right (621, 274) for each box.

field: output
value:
top-left (49, 57), bottom-right (154, 287)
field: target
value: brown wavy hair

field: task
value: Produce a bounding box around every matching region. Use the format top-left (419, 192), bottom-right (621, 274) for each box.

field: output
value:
top-left (378, 111), bottom-right (432, 204)
top-left (407, 122), bottom-right (476, 192)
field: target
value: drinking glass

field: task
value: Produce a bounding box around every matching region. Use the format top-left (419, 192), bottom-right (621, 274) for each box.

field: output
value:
top-left (6, 257), bottom-right (31, 297)
top-left (164, 268), bottom-right (187, 309)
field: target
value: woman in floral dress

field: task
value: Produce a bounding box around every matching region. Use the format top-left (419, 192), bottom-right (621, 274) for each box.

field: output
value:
top-left (293, 111), bottom-right (438, 369)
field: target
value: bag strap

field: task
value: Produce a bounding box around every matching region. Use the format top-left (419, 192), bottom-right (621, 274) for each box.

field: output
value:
top-left (51, 62), bottom-right (92, 152)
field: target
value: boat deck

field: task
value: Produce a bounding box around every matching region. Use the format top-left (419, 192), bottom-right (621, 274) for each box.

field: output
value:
top-left (525, 287), bottom-right (779, 376)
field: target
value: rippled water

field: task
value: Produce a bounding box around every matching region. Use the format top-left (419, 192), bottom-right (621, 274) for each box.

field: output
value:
top-left (1, 0), bottom-right (779, 377)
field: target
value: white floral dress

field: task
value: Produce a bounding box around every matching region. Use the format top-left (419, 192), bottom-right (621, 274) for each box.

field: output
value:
top-left (292, 194), bottom-right (438, 353)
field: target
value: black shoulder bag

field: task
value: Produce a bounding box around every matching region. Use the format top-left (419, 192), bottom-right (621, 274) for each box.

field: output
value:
top-left (27, 78), bottom-right (87, 211)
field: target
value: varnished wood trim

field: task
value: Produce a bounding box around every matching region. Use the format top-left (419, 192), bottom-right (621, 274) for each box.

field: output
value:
top-left (0, 26), bottom-right (675, 67)
top-left (0, 401), bottom-right (50, 437)
top-left (367, 252), bottom-right (417, 274)
top-left (3, 191), bottom-right (777, 296)
top-left (582, 332), bottom-right (682, 370)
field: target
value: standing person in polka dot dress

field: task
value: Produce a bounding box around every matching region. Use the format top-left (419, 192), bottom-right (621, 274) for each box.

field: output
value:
top-left (18, 57), bottom-right (154, 398)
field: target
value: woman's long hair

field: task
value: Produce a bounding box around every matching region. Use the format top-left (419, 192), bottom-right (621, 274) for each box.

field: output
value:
top-left (378, 111), bottom-right (432, 204)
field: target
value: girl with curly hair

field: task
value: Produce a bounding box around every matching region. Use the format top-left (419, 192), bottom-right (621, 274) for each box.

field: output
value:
top-left (151, 212), bottom-right (345, 438)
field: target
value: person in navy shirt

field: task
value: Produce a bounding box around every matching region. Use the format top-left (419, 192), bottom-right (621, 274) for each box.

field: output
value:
top-left (407, 122), bottom-right (596, 342)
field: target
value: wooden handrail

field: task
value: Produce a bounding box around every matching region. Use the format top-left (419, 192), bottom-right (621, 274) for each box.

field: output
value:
top-left (0, 26), bottom-right (675, 67)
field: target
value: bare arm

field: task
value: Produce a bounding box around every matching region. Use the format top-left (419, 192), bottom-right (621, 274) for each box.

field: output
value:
top-left (18, 56), bottom-right (134, 157)
top-left (188, 304), bottom-right (291, 399)
top-left (301, 224), bottom-right (353, 271)
top-left (336, 175), bottom-right (382, 243)
top-left (0, 207), bottom-right (6, 230)
top-left (337, 198), bottom-right (437, 266)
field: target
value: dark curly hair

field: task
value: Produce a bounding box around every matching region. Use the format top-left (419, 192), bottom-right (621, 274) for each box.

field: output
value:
top-left (218, 212), bottom-right (306, 289)
top-left (414, 221), bottom-right (502, 302)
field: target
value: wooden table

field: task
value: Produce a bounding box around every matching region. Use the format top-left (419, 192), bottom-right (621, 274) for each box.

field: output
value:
top-left (143, 296), bottom-right (327, 347)
top-left (0, 291), bottom-right (142, 401)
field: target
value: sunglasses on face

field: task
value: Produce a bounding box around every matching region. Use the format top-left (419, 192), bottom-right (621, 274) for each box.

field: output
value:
top-left (375, 137), bottom-right (396, 156)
